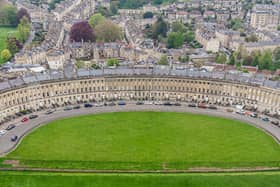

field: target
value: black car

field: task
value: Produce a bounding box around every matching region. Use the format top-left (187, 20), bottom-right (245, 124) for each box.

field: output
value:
top-left (84, 103), bottom-right (93, 108)
top-left (163, 102), bottom-right (172, 106)
top-left (173, 102), bottom-right (181, 106)
top-left (136, 101), bottom-right (144, 105)
top-left (188, 103), bottom-right (196, 107)
top-left (11, 135), bottom-right (18, 142)
top-left (118, 101), bottom-right (126, 106)
top-left (29, 115), bottom-right (38, 119)
top-left (15, 112), bottom-right (23, 117)
top-left (208, 105), bottom-right (218, 110)
top-left (73, 105), bottom-right (81, 109)
top-left (271, 121), bottom-right (279, 126)
top-left (6, 124), bottom-right (16, 131)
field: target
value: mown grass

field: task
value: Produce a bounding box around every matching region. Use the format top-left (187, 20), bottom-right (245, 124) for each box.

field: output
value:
top-left (0, 26), bottom-right (18, 51)
top-left (5, 112), bottom-right (280, 169)
top-left (1, 171), bottom-right (280, 187)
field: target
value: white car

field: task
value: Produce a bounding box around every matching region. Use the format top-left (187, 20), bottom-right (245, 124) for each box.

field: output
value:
top-left (94, 103), bottom-right (104, 107)
top-left (144, 101), bottom-right (153, 105)
top-left (0, 130), bottom-right (7, 136)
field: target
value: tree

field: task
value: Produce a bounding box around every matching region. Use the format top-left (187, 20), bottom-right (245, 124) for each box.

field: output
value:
top-left (16, 8), bottom-right (31, 24)
top-left (0, 4), bottom-right (17, 26)
top-left (89, 13), bottom-right (105, 28)
top-left (143, 11), bottom-right (154, 19)
top-left (167, 32), bottom-right (184, 49)
top-left (95, 20), bottom-right (122, 42)
top-left (259, 50), bottom-right (273, 70)
top-left (107, 58), bottom-right (120, 66)
top-left (278, 25), bottom-right (280, 31)
top-left (228, 18), bottom-right (243, 31)
top-left (0, 49), bottom-right (12, 62)
top-left (215, 53), bottom-right (227, 64)
top-left (70, 21), bottom-right (95, 42)
top-left (151, 17), bottom-right (168, 40)
top-left (245, 34), bottom-right (258, 42)
top-left (110, 1), bottom-right (119, 15)
top-left (157, 55), bottom-right (169, 65)
top-left (172, 22), bottom-right (186, 33)
top-left (17, 16), bottom-right (31, 43)
top-left (228, 53), bottom-right (235, 65)
top-left (6, 37), bottom-right (22, 55)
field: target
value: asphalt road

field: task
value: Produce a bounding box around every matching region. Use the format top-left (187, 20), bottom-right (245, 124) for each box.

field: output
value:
top-left (0, 102), bottom-right (280, 156)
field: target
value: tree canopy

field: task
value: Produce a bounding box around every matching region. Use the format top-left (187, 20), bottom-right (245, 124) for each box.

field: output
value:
top-left (89, 13), bottom-right (105, 28)
top-left (167, 32), bottom-right (184, 49)
top-left (107, 58), bottom-right (120, 66)
top-left (0, 49), bottom-right (12, 62)
top-left (95, 20), bottom-right (122, 42)
top-left (70, 21), bottom-right (95, 42)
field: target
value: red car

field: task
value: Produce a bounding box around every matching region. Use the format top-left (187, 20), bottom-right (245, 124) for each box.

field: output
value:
top-left (21, 117), bottom-right (29, 123)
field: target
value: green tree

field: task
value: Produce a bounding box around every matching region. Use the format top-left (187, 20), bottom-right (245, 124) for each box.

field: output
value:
top-left (228, 18), bottom-right (243, 31)
top-left (6, 37), bottom-right (22, 55)
top-left (259, 50), bottom-right (273, 70)
top-left (228, 53), bottom-right (235, 65)
top-left (171, 22), bottom-right (186, 33)
top-left (151, 17), bottom-right (168, 40)
top-left (17, 16), bottom-right (31, 43)
top-left (167, 32), bottom-right (184, 49)
top-left (110, 1), bottom-right (119, 15)
top-left (0, 49), bottom-right (12, 62)
top-left (89, 13), bottom-right (105, 28)
top-left (157, 55), bottom-right (169, 65)
top-left (143, 11), bottom-right (154, 19)
top-left (245, 34), bottom-right (258, 42)
top-left (107, 58), bottom-right (120, 66)
top-left (95, 20), bottom-right (122, 42)
top-left (0, 4), bottom-right (17, 26)
top-left (215, 53), bottom-right (227, 64)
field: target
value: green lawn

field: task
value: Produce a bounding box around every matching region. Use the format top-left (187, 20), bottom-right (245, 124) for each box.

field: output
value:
top-left (5, 112), bottom-right (280, 169)
top-left (1, 171), bottom-right (280, 187)
top-left (0, 26), bottom-right (18, 63)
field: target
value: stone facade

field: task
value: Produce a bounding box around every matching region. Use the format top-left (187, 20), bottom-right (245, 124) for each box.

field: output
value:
top-left (0, 67), bottom-right (279, 122)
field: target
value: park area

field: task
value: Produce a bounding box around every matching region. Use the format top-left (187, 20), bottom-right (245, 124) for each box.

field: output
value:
top-left (1, 171), bottom-right (280, 187)
top-left (4, 112), bottom-right (280, 170)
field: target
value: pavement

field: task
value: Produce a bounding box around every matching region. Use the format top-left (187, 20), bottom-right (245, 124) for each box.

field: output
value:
top-left (0, 102), bottom-right (280, 157)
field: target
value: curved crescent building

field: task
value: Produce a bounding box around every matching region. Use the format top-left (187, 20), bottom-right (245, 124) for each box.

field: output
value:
top-left (0, 65), bottom-right (279, 123)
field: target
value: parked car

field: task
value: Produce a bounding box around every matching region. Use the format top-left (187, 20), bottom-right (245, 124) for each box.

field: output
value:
top-left (64, 106), bottom-right (73, 111)
top-left (188, 103), bottom-right (196, 107)
top-left (250, 113), bottom-right (258, 118)
top-left (73, 105), bottom-right (81, 109)
top-left (0, 130), bottom-right (7, 136)
top-left (45, 109), bottom-right (55, 115)
top-left (107, 102), bottom-right (116, 106)
top-left (271, 121), bottom-right (279, 126)
top-left (236, 110), bottom-right (245, 115)
top-left (21, 117), bottom-right (29, 123)
top-left (226, 108), bottom-right (234, 113)
top-left (154, 101), bottom-right (163, 105)
top-left (198, 104), bottom-right (207, 109)
top-left (94, 103), bottom-right (104, 107)
top-left (118, 101), bottom-right (126, 106)
top-left (11, 135), bottom-right (18, 142)
top-left (262, 117), bottom-right (270, 122)
top-left (136, 101), bottom-right (144, 105)
top-left (173, 102), bottom-right (181, 106)
top-left (15, 112), bottom-right (23, 117)
top-left (5, 124), bottom-right (16, 131)
top-left (84, 103), bottom-right (93, 108)
top-left (144, 101), bottom-right (153, 105)
top-left (208, 105), bottom-right (217, 110)
top-left (163, 102), bottom-right (172, 106)
top-left (29, 115), bottom-right (38, 119)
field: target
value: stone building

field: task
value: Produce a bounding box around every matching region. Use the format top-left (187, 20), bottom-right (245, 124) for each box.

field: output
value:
top-left (0, 66), bottom-right (279, 122)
